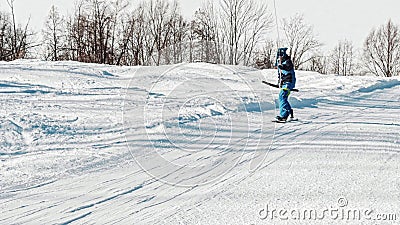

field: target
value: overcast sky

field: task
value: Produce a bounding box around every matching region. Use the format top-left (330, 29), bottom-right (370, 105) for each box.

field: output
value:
top-left (1, 0), bottom-right (400, 50)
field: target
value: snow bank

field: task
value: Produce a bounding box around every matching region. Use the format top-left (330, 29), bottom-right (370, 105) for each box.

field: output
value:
top-left (1, 60), bottom-right (399, 224)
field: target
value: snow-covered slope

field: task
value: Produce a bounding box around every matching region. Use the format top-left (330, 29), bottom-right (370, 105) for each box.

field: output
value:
top-left (1, 60), bottom-right (399, 224)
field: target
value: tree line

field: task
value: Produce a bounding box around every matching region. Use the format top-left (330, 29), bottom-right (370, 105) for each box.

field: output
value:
top-left (0, 0), bottom-right (35, 61)
top-left (0, 0), bottom-right (399, 77)
top-left (254, 14), bottom-right (400, 77)
top-left (38, 0), bottom-right (274, 67)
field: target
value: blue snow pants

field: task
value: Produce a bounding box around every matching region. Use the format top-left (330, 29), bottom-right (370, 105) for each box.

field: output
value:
top-left (279, 88), bottom-right (292, 118)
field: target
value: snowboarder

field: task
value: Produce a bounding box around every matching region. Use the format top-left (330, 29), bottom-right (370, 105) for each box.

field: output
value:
top-left (275, 48), bottom-right (296, 122)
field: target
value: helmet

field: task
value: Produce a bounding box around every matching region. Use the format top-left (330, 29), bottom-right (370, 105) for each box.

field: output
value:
top-left (277, 47), bottom-right (288, 57)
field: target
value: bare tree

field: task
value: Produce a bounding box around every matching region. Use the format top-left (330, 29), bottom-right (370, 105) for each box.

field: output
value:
top-left (254, 39), bottom-right (275, 69)
top-left (282, 14), bottom-right (322, 69)
top-left (126, 4), bottom-right (147, 65)
top-left (0, 11), bottom-right (13, 60)
top-left (42, 5), bottom-right (66, 61)
top-left (6, 0), bottom-right (17, 58)
top-left (190, 5), bottom-right (220, 63)
top-left (241, 1), bottom-right (273, 66)
top-left (167, 11), bottom-right (188, 64)
top-left (307, 54), bottom-right (328, 74)
top-left (330, 39), bottom-right (356, 76)
top-left (66, 0), bottom-right (87, 62)
top-left (115, 13), bottom-right (136, 65)
top-left (90, 0), bottom-right (114, 64)
top-left (4, 0), bottom-right (35, 60)
top-left (218, 0), bottom-right (273, 65)
top-left (63, 0), bottom-right (129, 64)
top-left (363, 20), bottom-right (400, 77)
top-left (109, 0), bottom-right (129, 64)
top-left (146, 0), bottom-right (173, 65)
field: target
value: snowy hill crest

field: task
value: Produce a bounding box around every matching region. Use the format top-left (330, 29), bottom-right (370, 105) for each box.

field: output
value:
top-left (0, 60), bottom-right (399, 224)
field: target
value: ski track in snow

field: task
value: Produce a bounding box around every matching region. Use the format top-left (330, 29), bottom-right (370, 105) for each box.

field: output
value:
top-left (0, 60), bottom-right (399, 224)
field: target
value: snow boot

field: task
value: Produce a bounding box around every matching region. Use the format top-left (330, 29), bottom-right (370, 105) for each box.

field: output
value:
top-left (275, 116), bottom-right (287, 122)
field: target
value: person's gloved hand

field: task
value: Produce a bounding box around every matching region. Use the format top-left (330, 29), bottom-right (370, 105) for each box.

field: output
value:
top-left (278, 64), bottom-right (283, 70)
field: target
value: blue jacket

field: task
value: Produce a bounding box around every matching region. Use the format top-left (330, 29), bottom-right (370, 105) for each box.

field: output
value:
top-left (278, 56), bottom-right (296, 90)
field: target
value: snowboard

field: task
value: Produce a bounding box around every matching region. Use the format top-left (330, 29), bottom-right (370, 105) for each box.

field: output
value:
top-left (272, 118), bottom-right (299, 123)
top-left (262, 81), bottom-right (299, 92)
